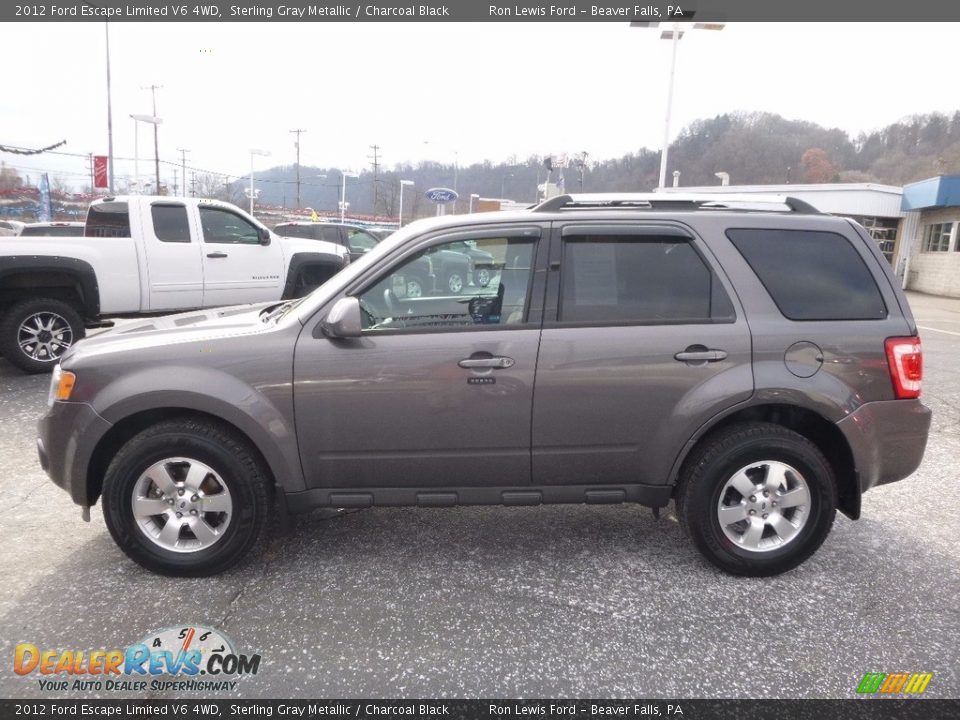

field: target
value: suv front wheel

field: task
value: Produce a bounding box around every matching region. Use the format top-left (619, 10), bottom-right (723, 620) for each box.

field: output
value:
top-left (102, 418), bottom-right (271, 576)
top-left (676, 422), bottom-right (837, 577)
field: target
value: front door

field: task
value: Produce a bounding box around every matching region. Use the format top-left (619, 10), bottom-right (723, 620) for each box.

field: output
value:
top-left (532, 223), bottom-right (754, 488)
top-left (293, 227), bottom-right (545, 489)
top-left (197, 205), bottom-right (284, 306)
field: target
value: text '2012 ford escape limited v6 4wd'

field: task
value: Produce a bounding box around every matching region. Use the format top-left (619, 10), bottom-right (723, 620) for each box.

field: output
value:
top-left (37, 194), bottom-right (931, 577)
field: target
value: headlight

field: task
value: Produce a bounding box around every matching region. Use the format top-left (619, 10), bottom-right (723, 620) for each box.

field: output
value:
top-left (47, 365), bottom-right (76, 405)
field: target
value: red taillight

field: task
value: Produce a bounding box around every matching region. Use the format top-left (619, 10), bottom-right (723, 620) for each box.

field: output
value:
top-left (885, 337), bottom-right (923, 399)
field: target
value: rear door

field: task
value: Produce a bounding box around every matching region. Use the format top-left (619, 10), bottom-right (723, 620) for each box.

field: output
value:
top-left (531, 222), bottom-right (753, 488)
top-left (141, 201), bottom-right (204, 311)
top-left (197, 204), bottom-right (285, 306)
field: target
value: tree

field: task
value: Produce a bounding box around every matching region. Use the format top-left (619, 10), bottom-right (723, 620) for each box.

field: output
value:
top-left (0, 162), bottom-right (24, 190)
top-left (801, 148), bottom-right (837, 183)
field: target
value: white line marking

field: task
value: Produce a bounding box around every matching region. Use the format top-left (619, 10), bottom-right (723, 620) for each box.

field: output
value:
top-left (918, 325), bottom-right (960, 337)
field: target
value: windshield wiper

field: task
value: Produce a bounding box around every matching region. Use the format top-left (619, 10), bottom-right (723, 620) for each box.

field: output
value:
top-left (261, 300), bottom-right (295, 323)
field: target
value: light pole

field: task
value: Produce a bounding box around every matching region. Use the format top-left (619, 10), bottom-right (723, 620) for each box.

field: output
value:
top-left (130, 114), bottom-right (161, 194)
top-left (289, 129), bottom-right (306, 208)
top-left (631, 21), bottom-right (725, 188)
top-left (500, 172), bottom-right (514, 199)
top-left (105, 22), bottom-right (115, 193)
top-left (340, 170), bottom-right (358, 223)
top-left (469, 193), bottom-right (480, 213)
top-left (142, 84), bottom-right (163, 191)
top-left (248, 149), bottom-right (271, 215)
top-left (177, 148), bottom-right (190, 196)
top-left (398, 179), bottom-right (414, 227)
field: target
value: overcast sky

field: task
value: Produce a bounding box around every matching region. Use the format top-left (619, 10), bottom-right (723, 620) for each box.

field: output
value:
top-left (3, 22), bottom-right (960, 191)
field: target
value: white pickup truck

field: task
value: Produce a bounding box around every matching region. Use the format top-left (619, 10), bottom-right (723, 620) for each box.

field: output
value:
top-left (0, 196), bottom-right (348, 373)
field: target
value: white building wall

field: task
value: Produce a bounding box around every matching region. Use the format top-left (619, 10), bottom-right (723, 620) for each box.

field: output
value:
top-left (906, 208), bottom-right (960, 297)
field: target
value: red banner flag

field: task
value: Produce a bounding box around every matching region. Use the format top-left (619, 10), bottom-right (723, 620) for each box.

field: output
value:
top-left (93, 156), bottom-right (108, 189)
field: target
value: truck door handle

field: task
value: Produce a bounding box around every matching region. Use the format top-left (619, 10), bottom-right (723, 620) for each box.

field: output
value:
top-left (206, 252), bottom-right (228, 259)
top-left (458, 356), bottom-right (515, 369)
top-left (674, 348), bottom-right (728, 363)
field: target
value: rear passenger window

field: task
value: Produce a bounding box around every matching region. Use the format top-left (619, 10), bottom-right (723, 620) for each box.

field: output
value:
top-left (726, 229), bottom-right (886, 321)
top-left (560, 235), bottom-right (735, 324)
top-left (151, 204), bottom-right (190, 243)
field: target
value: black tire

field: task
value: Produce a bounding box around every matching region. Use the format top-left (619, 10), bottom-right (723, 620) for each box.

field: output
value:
top-left (101, 418), bottom-right (271, 577)
top-left (676, 422), bottom-right (836, 577)
top-left (445, 270), bottom-right (465, 294)
top-left (474, 267), bottom-right (492, 288)
top-left (0, 297), bottom-right (85, 374)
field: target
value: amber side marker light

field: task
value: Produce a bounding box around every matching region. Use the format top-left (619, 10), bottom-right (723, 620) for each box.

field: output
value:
top-left (55, 370), bottom-right (76, 401)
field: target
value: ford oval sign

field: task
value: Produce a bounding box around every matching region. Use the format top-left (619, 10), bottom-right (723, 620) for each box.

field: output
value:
top-left (425, 187), bottom-right (459, 203)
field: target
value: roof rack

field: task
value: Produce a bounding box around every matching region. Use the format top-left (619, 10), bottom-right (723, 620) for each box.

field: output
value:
top-left (531, 193), bottom-right (821, 215)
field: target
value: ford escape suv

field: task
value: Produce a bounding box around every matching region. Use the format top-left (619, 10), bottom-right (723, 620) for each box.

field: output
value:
top-left (37, 193), bottom-right (931, 577)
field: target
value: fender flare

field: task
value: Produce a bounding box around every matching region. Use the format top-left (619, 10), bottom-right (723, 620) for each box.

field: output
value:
top-left (0, 256), bottom-right (100, 317)
top-left (282, 251), bottom-right (347, 299)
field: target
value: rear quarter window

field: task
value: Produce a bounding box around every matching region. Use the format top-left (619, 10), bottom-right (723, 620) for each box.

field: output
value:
top-left (726, 228), bottom-right (886, 321)
top-left (85, 202), bottom-right (131, 238)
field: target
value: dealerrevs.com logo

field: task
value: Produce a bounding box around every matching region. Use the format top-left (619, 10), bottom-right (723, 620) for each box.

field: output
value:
top-left (14, 625), bottom-right (261, 693)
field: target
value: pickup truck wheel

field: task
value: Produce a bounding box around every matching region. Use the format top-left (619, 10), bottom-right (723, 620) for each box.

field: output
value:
top-left (0, 298), bottom-right (85, 374)
top-left (675, 422), bottom-right (836, 577)
top-left (474, 267), bottom-right (492, 288)
top-left (102, 419), bottom-right (271, 577)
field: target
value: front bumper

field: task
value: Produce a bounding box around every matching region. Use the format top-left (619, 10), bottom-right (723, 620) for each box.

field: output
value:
top-left (836, 399), bottom-right (932, 494)
top-left (37, 401), bottom-right (113, 506)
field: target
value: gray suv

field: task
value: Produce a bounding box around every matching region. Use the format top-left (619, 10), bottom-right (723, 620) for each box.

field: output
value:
top-left (37, 194), bottom-right (931, 577)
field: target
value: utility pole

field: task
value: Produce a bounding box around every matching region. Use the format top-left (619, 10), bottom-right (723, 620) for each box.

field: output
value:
top-left (173, 169), bottom-right (178, 196)
top-left (368, 144), bottom-right (380, 214)
top-left (177, 148), bottom-right (190, 196)
top-left (290, 129), bottom-right (306, 208)
top-left (190, 171), bottom-right (196, 197)
top-left (88, 153), bottom-right (94, 193)
top-left (142, 83), bottom-right (163, 191)
top-left (105, 23), bottom-right (115, 193)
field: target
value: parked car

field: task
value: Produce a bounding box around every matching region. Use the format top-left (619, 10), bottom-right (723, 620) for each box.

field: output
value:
top-left (0, 196), bottom-right (348, 373)
top-left (38, 193), bottom-right (930, 577)
top-left (445, 238), bottom-right (497, 287)
top-left (0, 220), bottom-right (26, 236)
top-left (273, 221), bottom-right (381, 262)
top-left (19, 221), bottom-right (85, 237)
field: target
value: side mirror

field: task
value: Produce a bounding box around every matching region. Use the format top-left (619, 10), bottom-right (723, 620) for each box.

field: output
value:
top-left (258, 227), bottom-right (271, 246)
top-left (320, 297), bottom-right (362, 338)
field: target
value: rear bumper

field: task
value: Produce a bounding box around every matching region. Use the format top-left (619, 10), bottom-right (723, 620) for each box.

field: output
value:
top-left (37, 401), bottom-right (113, 506)
top-left (837, 399), bottom-right (932, 494)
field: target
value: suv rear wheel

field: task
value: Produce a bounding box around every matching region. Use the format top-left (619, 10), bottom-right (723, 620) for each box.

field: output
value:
top-left (676, 422), bottom-right (836, 576)
top-left (0, 297), bottom-right (85, 374)
top-left (102, 419), bottom-right (271, 576)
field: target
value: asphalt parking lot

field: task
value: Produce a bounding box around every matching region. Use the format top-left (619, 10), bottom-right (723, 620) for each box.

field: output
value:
top-left (0, 292), bottom-right (958, 700)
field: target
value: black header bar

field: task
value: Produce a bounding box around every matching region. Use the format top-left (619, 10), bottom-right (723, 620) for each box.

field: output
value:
top-left (5, 0), bottom-right (960, 22)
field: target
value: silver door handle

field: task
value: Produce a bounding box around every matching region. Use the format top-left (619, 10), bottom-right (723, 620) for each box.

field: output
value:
top-left (674, 349), bottom-right (727, 362)
top-left (458, 356), bottom-right (515, 369)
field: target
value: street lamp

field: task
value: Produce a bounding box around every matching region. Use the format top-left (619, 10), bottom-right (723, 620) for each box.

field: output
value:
top-left (469, 193), bottom-right (480, 213)
top-left (248, 149), bottom-right (271, 215)
top-left (130, 114), bottom-right (162, 195)
top-left (631, 21), bottom-right (725, 188)
top-left (398, 179), bottom-right (414, 227)
top-left (500, 172), bottom-right (514, 199)
top-left (340, 170), bottom-right (358, 223)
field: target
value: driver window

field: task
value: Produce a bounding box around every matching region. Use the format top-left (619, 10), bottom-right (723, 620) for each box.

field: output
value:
top-left (357, 235), bottom-right (536, 332)
top-left (199, 207), bottom-right (261, 245)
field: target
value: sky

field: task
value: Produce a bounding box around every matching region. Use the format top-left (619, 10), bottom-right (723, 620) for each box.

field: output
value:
top-left (3, 21), bottom-right (960, 191)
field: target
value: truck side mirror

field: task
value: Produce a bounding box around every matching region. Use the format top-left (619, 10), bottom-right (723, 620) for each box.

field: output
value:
top-left (320, 297), bottom-right (362, 338)
top-left (258, 227), bottom-right (271, 246)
